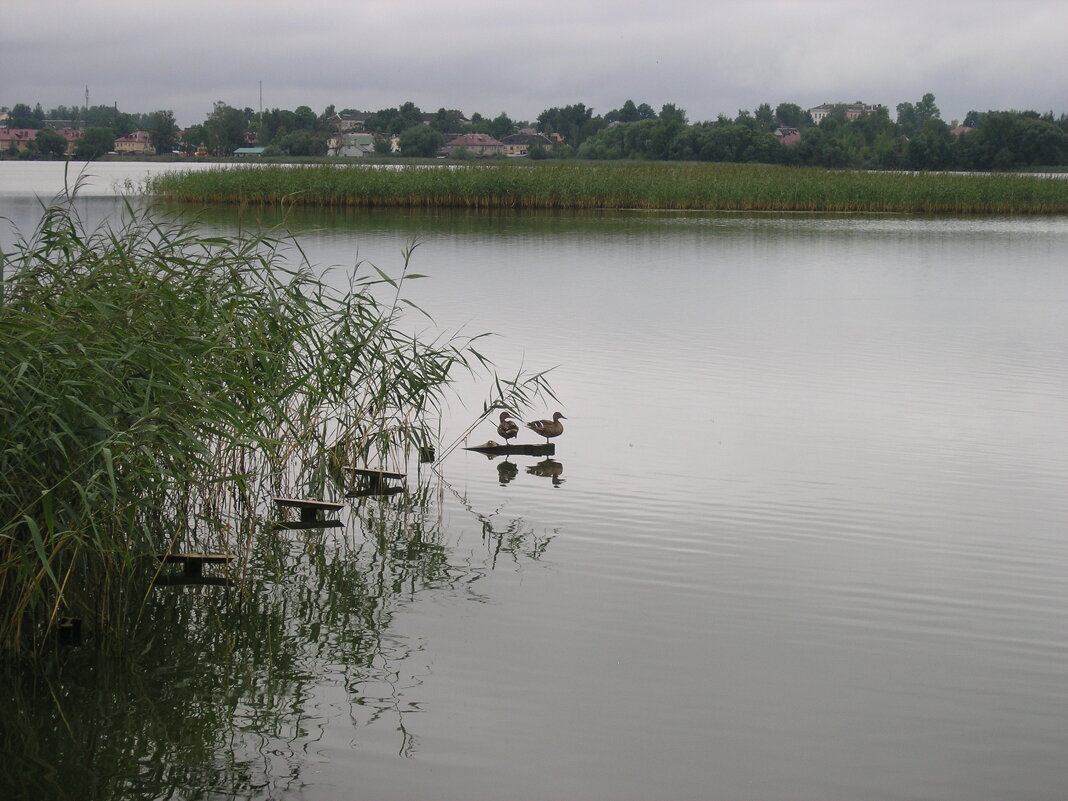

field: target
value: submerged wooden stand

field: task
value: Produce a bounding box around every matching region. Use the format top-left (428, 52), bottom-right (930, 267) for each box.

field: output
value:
top-left (58, 617), bottom-right (83, 645)
top-left (464, 441), bottom-right (555, 457)
top-left (342, 467), bottom-right (407, 498)
top-left (155, 552), bottom-right (235, 586)
top-left (158, 552), bottom-right (234, 575)
top-left (273, 497), bottom-right (346, 529)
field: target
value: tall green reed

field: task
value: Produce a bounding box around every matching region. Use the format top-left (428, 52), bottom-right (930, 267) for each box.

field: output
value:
top-left (148, 162), bottom-right (1068, 214)
top-left (0, 192), bottom-right (553, 656)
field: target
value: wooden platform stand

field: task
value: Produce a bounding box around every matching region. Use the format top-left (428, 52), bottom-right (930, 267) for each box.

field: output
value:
top-left (155, 552), bottom-right (236, 586)
top-left (272, 496), bottom-right (346, 529)
top-left (342, 467), bottom-right (407, 498)
top-left (464, 441), bottom-right (555, 457)
top-left (58, 616), bottom-right (83, 645)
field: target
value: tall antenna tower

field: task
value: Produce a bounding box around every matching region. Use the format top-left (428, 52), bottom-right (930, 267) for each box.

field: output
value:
top-left (85, 85), bottom-right (89, 110)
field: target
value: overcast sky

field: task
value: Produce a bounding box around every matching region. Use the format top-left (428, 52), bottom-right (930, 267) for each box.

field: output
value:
top-left (3, 1), bottom-right (1066, 128)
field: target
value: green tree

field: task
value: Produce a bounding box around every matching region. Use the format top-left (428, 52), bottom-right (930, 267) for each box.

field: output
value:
top-left (293, 105), bottom-right (318, 130)
top-left (146, 110), bottom-right (179, 154)
top-left (35, 129), bottom-right (70, 159)
top-left (46, 104), bottom-right (77, 122)
top-left (365, 103), bottom-right (424, 135)
top-left (1014, 116), bottom-right (1068, 165)
top-left (73, 127), bottom-right (116, 160)
top-left (896, 92), bottom-right (940, 135)
top-left (605, 100), bottom-right (642, 124)
top-left (430, 108), bottom-right (467, 135)
top-left (794, 127), bottom-right (850, 167)
top-left (260, 108), bottom-right (298, 144)
top-left (536, 103), bottom-right (604, 147)
top-left (754, 103), bottom-right (775, 130)
top-left (489, 112), bottom-right (515, 140)
top-left (6, 103), bottom-right (41, 129)
top-left (658, 103), bottom-right (688, 125)
top-left (204, 101), bottom-right (248, 155)
top-left (774, 102), bottom-right (807, 128)
top-left (398, 124), bottom-right (444, 157)
top-left (83, 105), bottom-right (127, 132)
top-left (276, 129), bottom-right (328, 157)
top-left (905, 118), bottom-right (952, 170)
top-left (959, 111), bottom-right (1068, 169)
top-left (397, 101), bottom-right (424, 130)
top-left (179, 123), bottom-right (207, 154)
top-left (110, 112), bottom-right (138, 138)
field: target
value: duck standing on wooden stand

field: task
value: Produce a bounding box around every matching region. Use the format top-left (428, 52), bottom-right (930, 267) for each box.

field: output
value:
top-left (496, 411), bottom-right (519, 446)
top-left (526, 411), bottom-right (566, 444)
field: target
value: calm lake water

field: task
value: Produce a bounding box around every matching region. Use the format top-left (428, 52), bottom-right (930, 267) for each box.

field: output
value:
top-left (3, 162), bottom-right (1068, 801)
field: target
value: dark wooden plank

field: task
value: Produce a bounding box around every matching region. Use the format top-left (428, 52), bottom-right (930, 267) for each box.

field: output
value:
top-left (274, 520), bottom-right (346, 530)
top-left (158, 552), bottom-right (234, 565)
top-left (345, 485), bottom-right (407, 498)
top-left (463, 442), bottom-right (556, 457)
top-left (342, 467), bottom-right (407, 481)
top-left (158, 552), bottom-right (235, 576)
top-left (272, 496), bottom-right (346, 511)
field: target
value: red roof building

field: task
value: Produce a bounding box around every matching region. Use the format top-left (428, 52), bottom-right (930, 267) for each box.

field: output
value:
top-left (443, 133), bottom-right (507, 157)
top-left (0, 128), bottom-right (82, 154)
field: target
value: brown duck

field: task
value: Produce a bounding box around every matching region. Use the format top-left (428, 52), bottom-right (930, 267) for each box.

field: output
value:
top-left (525, 411), bottom-right (566, 443)
top-left (496, 411), bottom-right (519, 445)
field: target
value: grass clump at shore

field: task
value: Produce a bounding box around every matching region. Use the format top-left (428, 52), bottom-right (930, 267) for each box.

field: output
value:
top-left (0, 191), bottom-right (552, 657)
top-left (147, 161), bottom-right (1068, 215)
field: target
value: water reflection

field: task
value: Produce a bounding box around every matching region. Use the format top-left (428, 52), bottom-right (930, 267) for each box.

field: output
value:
top-left (481, 453), bottom-right (565, 486)
top-left (496, 459), bottom-right (519, 485)
top-left (526, 458), bottom-right (566, 487)
top-left (0, 481), bottom-right (551, 799)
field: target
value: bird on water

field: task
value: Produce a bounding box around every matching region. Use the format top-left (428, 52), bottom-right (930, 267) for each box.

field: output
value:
top-left (525, 411), bottom-right (566, 444)
top-left (496, 411), bottom-right (519, 445)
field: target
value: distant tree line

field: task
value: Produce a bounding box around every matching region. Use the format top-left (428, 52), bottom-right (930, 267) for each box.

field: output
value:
top-left (5, 93), bottom-right (1068, 169)
top-left (575, 94), bottom-right (1068, 171)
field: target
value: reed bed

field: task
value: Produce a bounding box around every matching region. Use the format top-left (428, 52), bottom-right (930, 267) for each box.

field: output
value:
top-left (0, 191), bottom-right (552, 657)
top-left (147, 162), bottom-right (1068, 215)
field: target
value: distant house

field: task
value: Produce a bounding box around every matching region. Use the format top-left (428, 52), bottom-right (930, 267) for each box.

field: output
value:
top-left (808, 103), bottom-right (882, 124)
top-left (499, 132), bottom-right (553, 157)
top-left (328, 133), bottom-right (376, 157)
top-left (114, 130), bottom-right (153, 155)
top-left (949, 126), bottom-right (974, 136)
top-left (773, 127), bottom-right (801, 146)
top-left (0, 129), bottom-right (39, 152)
top-left (0, 127), bottom-right (82, 154)
top-left (233, 147), bottom-right (267, 157)
top-left (333, 112), bottom-right (373, 132)
top-left (443, 133), bottom-right (508, 157)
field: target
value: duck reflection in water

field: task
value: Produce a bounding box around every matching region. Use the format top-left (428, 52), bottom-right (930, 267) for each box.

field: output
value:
top-left (497, 460), bottom-right (519, 485)
top-left (526, 458), bottom-right (565, 487)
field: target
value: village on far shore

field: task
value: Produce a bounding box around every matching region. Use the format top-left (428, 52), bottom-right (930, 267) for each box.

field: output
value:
top-left (0, 101), bottom-right (948, 159)
top-left (3, 94), bottom-right (1064, 172)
